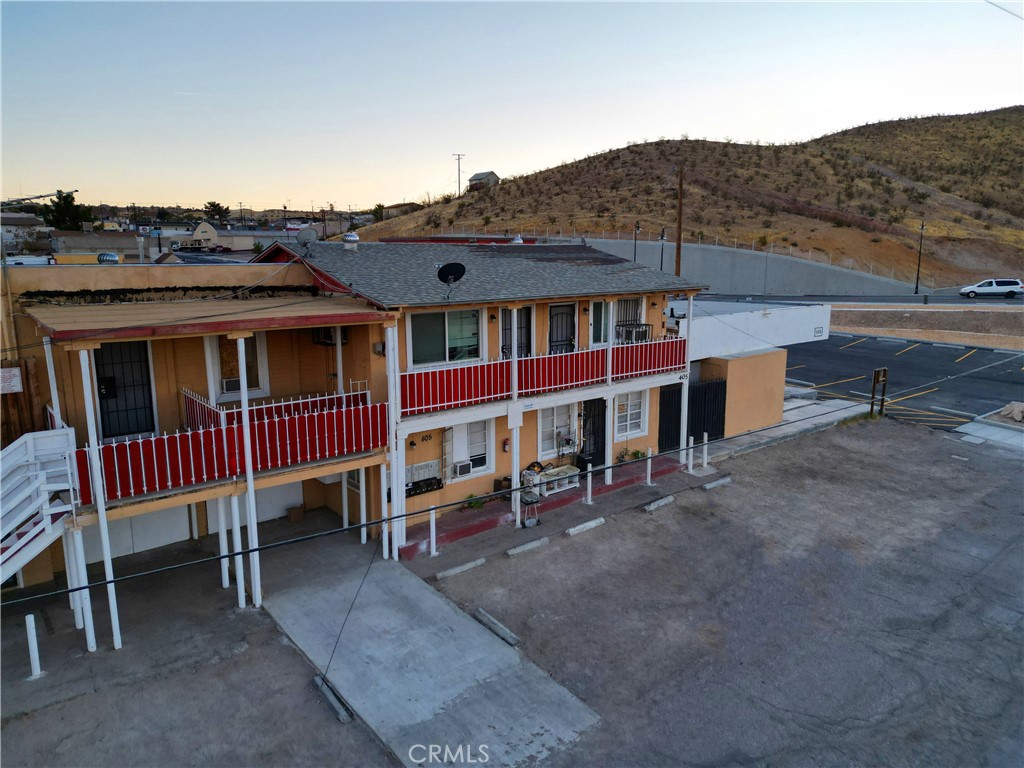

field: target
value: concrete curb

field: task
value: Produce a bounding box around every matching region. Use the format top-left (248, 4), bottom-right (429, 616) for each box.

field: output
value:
top-left (858, 333), bottom-right (1022, 354)
top-left (565, 518), bottom-right (605, 536)
top-left (473, 608), bottom-right (520, 647)
top-left (435, 558), bottom-right (486, 579)
top-left (786, 377), bottom-right (815, 387)
top-left (313, 675), bottom-right (352, 723)
top-left (931, 406), bottom-right (979, 419)
top-left (976, 407), bottom-right (1024, 434)
top-left (702, 477), bottom-right (732, 490)
top-left (643, 496), bottom-right (674, 513)
top-left (506, 538), bottom-right (549, 557)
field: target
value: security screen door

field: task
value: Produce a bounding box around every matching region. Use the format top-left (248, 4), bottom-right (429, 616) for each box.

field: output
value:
top-left (548, 304), bottom-right (575, 354)
top-left (93, 340), bottom-right (156, 438)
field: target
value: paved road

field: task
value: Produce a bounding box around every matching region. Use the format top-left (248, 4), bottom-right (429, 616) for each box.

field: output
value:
top-left (784, 333), bottom-right (1024, 430)
top-left (705, 293), bottom-right (1023, 306)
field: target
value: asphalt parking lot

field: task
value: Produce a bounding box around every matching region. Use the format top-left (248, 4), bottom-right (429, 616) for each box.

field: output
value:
top-left (786, 334), bottom-right (1024, 429)
top-left (437, 419), bottom-right (1023, 766)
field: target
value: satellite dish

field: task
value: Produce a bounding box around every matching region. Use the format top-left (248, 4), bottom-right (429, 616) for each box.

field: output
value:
top-left (437, 262), bottom-right (466, 285)
top-left (296, 228), bottom-right (318, 246)
top-left (437, 262), bottom-right (466, 301)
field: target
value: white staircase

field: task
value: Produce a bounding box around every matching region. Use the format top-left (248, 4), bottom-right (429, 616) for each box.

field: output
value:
top-left (1, 427), bottom-right (77, 584)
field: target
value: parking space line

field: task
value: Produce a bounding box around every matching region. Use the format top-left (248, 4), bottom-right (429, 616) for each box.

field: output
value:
top-left (955, 349), bottom-right (977, 363)
top-left (885, 387), bottom-right (939, 405)
top-left (839, 337), bottom-right (868, 350)
top-left (894, 342), bottom-right (921, 356)
top-left (812, 375), bottom-right (865, 389)
top-left (786, 365), bottom-right (805, 371)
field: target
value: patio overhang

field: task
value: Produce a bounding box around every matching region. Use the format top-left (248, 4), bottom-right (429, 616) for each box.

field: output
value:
top-left (27, 296), bottom-right (395, 344)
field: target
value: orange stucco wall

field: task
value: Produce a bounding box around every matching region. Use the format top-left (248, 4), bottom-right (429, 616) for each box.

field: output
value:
top-left (701, 348), bottom-right (787, 437)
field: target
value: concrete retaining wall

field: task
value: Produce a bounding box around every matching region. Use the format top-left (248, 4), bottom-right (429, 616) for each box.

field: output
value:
top-left (587, 239), bottom-right (918, 296)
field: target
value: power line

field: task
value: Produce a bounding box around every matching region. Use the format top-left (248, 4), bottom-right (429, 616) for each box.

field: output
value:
top-left (984, 0), bottom-right (1024, 20)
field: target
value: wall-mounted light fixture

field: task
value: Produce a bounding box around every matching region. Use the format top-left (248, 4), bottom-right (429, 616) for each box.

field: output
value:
top-left (489, 314), bottom-right (497, 322)
top-left (582, 305), bottom-right (589, 315)
top-left (408, 439), bottom-right (417, 448)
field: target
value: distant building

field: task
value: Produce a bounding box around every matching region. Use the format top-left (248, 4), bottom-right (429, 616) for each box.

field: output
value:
top-left (467, 171), bottom-right (500, 192)
top-left (1, 212), bottom-right (51, 254)
top-left (383, 202), bottom-right (424, 220)
top-left (180, 219), bottom-right (299, 253)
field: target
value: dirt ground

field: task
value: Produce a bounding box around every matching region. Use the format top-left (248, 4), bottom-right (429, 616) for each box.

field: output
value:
top-left (0, 532), bottom-right (396, 768)
top-left (437, 419), bottom-right (1023, 766)
top-left (832, 305), bottom-right (1024, 350)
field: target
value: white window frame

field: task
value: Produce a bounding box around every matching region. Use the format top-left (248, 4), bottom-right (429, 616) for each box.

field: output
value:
top-left (537, 403), bottom-right (577, 460)
top-left (205, 332), bottom-right (271, 404)
top-left (590, 300), bottom-right (609, 347)
top-left (406, 309), bottom-right (486, 370)
top-left (445, 419), bottom-right (495, 483)
top-left (614, 390), bottom-right (648, 441)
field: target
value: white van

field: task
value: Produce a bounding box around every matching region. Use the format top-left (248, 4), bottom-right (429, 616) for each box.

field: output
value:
top-left (959, 278), bottom-right (1022, 299)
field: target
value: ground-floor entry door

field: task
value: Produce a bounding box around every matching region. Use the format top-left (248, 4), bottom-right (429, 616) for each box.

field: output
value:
top-left (658, 380), bottom-right (727, 453)
top-left (94, 340), bottom-right (156, 439)
top-left (578, 398), bottom-right (606, 470)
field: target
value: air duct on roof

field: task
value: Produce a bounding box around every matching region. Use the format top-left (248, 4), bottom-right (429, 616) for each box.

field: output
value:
top-left (342, 232), bottom-right (359, 250)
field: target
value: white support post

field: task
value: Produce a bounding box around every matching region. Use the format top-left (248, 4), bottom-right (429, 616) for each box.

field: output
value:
top-left (43, 336), bottom-right (62, 425)
top-left (235, 336), bottom-right (262, 608)
top-left (702, 432), bottom-right (709, 469)
top-left (585, 463), bottom-right (593, 504)
top-left (229, 495), bottom-right (246, 609)
top-left (429, 506), bottom-right (438, 557)
top-left (511, 424), bottom-right (521, 528)
top-left (359, 466), bottom-right (367, 544)
top-left (687, 435), bottom-right (694, 473)
top-left (71, 527), bottom-right (96, 652)
top-left (341, 470), bottom-right (350, 528)
top-left (645, 447), bottom-right (654, 486)
top-left (77, 349), bottom-right (121, 650)
top-left (25, 614), bottom-right (43, 679)
top-left (189, 503), bottom-right (199, 540)
top-left (510, 307), bottom-right (519, 400)
top-left (217, 497), bottom-right (230, 588)
top-left (604, 396), bottom-right (614, 486)
top-left (605, 301), bottom-right (616, 385)
top-left (63, 528), bottom-right (84, 629)
top-left (379, 463), bottom-right (390, 561)
top-left (384, 324), bottom-right (404, 556)
top-left (679, 292), bottom-right (694, 466)
top-left (334, 325), bottom-right (345, 395)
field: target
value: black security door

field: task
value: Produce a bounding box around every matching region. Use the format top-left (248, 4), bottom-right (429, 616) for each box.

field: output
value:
top-left (548, 304), bottom-right (575, 354)
top-left (579, 398), bottom-right (606, 469)
top-left (94, 341), bottom-right (156, 438)
top-left (500, 307), bottom-right (532, 358)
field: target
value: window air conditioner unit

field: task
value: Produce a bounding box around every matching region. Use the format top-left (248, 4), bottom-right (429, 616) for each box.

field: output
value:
top-left (453, 460), bottom-right (473, 477)
top-left (222, 377), bottom-right (242, 393)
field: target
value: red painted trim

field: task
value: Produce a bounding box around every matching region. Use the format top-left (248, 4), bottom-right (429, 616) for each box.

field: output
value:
top-left (300, 260), bottom-right (390, 310)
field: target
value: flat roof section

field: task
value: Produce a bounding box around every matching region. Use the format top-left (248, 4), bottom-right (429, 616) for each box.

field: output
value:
top-left (28, 296), bottom-right (393, 343)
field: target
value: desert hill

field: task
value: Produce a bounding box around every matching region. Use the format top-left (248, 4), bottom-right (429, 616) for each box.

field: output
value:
top-left (356, 107), bottom-right (1024, 288)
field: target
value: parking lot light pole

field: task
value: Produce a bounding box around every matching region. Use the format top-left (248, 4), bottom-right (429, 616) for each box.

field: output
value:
top-left (914, 221), bottom-right (925, 295)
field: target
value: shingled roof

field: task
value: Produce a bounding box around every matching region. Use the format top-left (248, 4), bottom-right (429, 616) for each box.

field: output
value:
top-left (282, 241), bottom-right (703, 309)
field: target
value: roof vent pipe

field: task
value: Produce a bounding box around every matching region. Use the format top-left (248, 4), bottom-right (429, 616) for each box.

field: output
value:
top-left (97, 252), bottom-right (119, 264)
top-left (342, 232), bottom-right (359, 250)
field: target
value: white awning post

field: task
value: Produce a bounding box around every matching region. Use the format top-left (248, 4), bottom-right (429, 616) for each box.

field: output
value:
top-left (334, 325), bottom-right (345, 395)
top-left (189, 503), bottom-right (199, 540)
top-left (604, 396), bottom-right (614, 486)
top-left (510, 307), bottom-right (521, 527)
top-left (217, 497), bottom-right (230, 588)
top-left (511, 425), bottom-right (521, 528)
top-left (71, 526), bottom-right (96, 652)
top-left (77, 348), bottom-right (122, 650)
top-left (605, 301), bottom-right (616, 385)
top-left (585, 463), bottom-right (593, 505)
top-left (43, 337), bottom-right (62, 425)
top-left (229, 495), bottom-right (246, 609)
top-left (679, 292), bottom-right (694, 465)
top-left (384, 324), bottom-right (403, 557)
top-left (687, 436), bottom-right (695, 473)
top-left (359, 466), bottom-right (367, 544)
top-left (341, 471), bottom-right (350, 528)
top-left (702, 432), bottom-right (709, 468)
top-left (379, 463), bottom-right (390, 560)
top-left (63, 528), bottom-right (84, 628)
top-left (235, 336), bottom-right (262, 608)
top-left (25, 614), bottom-right (43, 679)
top-left (645, 447), bottom-right (654, 486)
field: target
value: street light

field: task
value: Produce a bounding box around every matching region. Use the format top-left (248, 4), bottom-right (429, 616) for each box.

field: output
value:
top-left (658, 227), bottom-right (667, 271)
top-left (633, 220), bottom-right (641, 262)
top-left (914, 221), bottom-right (925, 295)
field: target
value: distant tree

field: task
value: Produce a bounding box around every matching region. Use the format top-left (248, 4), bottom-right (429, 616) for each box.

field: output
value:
top-left (203, 201), bottom-right (231, 222)
top-left (156, 207), bottom-right (171, 222)
top-left (40, 190), bottom-right (92, 231)
top-left (252, 241), bottom-right (264, 256)
top-left (372, 203), bottom-right (385, 222)
top-left (256, 218), bottom-right (270, 228)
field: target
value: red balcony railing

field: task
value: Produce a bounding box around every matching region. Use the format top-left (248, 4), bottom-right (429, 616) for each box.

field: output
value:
top-left (399, 338), bottom-right (686, 416)
top-left (76, 402), bottom-right (388, 506)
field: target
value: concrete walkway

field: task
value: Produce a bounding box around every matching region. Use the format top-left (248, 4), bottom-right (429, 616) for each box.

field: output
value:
top-left (955, 421), bottom-right (1024, 453)
top-left (259, 532), bottom-right (598, 767)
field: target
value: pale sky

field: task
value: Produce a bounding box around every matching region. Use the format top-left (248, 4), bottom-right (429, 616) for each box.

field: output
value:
top-left (2, 1), bottom-right (1022, 211)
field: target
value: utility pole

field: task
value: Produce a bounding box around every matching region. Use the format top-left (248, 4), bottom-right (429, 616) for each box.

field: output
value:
top-left (914, 221), bottom-right (925, 295)
top-left (675, 165), bottom-right (684, 277)
top-left (633, 220), bottom-right (641, 262)
top-left (453, 153), bottom-right (465, 197)
top-left (238, 202), bottom-right (245, 225)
